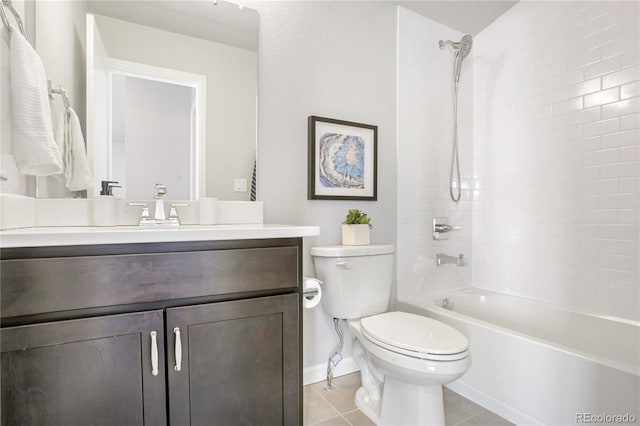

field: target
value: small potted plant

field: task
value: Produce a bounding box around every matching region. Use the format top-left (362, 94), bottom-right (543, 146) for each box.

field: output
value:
top-left (342, 209), bottom-right (372, 245)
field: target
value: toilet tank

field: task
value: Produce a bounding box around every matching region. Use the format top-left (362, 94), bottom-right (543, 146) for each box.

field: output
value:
top-left (310, 244), bottom-right (394, 319)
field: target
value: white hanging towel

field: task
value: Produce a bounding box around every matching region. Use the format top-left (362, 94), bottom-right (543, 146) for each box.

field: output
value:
top-left (9, 25), bottom-right (63, 176)
top-left (52, 105), bottom-right (92, 192)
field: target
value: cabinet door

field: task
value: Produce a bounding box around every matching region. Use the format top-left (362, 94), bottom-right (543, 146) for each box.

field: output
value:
top-left (167, 294), bottom-right (300, 425)
top-left (1, 311), bottom-right (166, 426)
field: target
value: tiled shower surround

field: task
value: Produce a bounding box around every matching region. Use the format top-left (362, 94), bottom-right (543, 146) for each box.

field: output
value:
top-left (473, 1), bottom-right (639, 320)
top-left (397, 8), bottom-right (474, 300)
top-left (398, 1), bottom-right (639, 321)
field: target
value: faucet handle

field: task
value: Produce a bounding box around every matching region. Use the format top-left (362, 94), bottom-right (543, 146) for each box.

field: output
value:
top-left (128, 202), bottom-right (151, 220)
top-left (169, 203), bottom-right (189, 217)
top-left (433, 216), bottom-right (461, 240)
top-left (434, 223), bottom-right (460, 233)
top-left (167, 203), bottom-right (189, 225)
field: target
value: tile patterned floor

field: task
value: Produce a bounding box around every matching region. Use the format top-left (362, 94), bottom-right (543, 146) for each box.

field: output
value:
top-left (304, 373), bottom-right (514, 426)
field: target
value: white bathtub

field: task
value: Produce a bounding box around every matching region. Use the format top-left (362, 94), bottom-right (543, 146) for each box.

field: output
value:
top-left (398, 288), bottom-right (640, 426)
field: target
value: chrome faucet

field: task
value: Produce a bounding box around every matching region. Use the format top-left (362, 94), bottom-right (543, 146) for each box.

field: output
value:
top-left (153, 184), bottom-right (167, 221)
top-left (128, 184), bottom-right (188, 226)
top-left (436, 253), bottom-right (468, 267)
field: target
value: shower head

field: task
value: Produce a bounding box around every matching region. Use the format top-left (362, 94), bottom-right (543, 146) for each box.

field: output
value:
top-left (438, 35), bottom-right (472, 54)
top-left (457, 34), bottom-right (473, 60)
top-left (452, 34), bottom-right (473, 83)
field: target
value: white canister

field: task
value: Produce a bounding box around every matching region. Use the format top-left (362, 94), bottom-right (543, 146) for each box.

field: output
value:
top-left (199, 197), bottom-right (218, 225)
top-left (92, 196), bottom-right (119, 227)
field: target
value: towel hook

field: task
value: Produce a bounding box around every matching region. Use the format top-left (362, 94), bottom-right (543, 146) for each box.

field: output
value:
top-left (48, 80), bottom-right (72, 109)
top-left (0, 1), bottom-right (12, 34)
top-left (2, 0), bottom-right (26, 37)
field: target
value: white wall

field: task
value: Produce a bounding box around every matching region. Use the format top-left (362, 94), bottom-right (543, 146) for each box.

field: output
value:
top-left (95, 14), bottom-right (257, 200)
top-left (473, 1), bottom-right (640, 320)
top-left (36, 1), bottom-right (87, 133)
top-left (397, 8), bottom-right (474, 302)
top-left (250, 1), bottom-right (398, 382)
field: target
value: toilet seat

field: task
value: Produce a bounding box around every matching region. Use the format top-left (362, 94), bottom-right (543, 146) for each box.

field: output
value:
top-left (360, 311), bottom-right (469, 361)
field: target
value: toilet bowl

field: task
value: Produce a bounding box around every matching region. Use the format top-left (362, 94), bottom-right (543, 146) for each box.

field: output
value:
top-left (349, 312), bottom-right (471, 425)
top-left (311, 245), bottom-right (471, 426)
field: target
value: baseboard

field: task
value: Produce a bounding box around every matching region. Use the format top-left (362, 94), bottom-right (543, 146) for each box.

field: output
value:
top-left (303, 357), bottom-right (359, 386)
top-left (446, 381), bottom-right (542, 426)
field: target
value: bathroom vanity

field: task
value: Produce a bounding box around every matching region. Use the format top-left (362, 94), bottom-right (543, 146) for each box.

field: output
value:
top-left (0, 225), bottom-right (318, 425)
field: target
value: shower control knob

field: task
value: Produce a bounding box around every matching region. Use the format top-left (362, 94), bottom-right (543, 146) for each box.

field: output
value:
top-left (434, 224), bottom-right (460, 233)
top-left (433, 217), bottom-right (461, 240)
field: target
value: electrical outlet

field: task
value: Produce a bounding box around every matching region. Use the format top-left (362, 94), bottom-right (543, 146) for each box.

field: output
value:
top-left (234, 178), bottom-right (248, 192)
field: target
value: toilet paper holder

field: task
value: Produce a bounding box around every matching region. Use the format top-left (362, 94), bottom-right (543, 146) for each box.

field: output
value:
top-left (302, 277), bottom-right (323, 309)
top-left (302, 277), bottom-right (322, 299)
top-left (303, 288), bottom-right (320, 298)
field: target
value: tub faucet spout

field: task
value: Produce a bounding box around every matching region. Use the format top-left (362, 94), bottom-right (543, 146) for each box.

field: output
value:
top-left (436, 253), bottom-right (469, 267)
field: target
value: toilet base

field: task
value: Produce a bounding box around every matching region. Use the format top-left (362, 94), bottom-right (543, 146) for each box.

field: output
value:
top-left (355, 387), bottom-right (381, 424)
top-left (355, 378), bottom-right (446, 426)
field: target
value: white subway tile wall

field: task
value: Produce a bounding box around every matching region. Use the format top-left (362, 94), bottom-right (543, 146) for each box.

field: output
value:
top-left (397, 8), bottom-right (474, 300)
top-left (473, 1), bottom-right (639, 320)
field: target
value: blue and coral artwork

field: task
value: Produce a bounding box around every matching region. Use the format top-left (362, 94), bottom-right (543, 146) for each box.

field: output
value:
top-left (318, 133), bottom-right (365, 189)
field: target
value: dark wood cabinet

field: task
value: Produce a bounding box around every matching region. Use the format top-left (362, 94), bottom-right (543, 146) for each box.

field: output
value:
top-left (167, 294), bottom-right (299, 425)
top-left (1, 238), bottom-right (302, 425)
top-left (1, 310), bottom-right (166, 426)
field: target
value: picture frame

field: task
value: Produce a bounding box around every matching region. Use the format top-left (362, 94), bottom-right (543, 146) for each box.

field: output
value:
top-left (307, 116), bottom-right (378, 201)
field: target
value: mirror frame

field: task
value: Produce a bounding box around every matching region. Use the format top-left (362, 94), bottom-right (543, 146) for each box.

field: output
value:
top-left (89, 55), bottom-right (207, 199)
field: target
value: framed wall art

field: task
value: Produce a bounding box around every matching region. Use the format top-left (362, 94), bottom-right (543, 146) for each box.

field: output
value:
top-left (307, 116), bottom-right (377, 201)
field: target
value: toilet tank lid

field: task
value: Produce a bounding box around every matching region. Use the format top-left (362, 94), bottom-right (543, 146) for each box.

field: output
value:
top-left (310, 244), bottom-right (395, 257)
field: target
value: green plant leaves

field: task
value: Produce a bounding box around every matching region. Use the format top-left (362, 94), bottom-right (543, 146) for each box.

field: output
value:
top-left (342, 209), bottom-right (372, 226)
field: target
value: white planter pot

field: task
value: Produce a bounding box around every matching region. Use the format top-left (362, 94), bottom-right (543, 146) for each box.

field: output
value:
top-left (342, 224), bottom-right (370, 246)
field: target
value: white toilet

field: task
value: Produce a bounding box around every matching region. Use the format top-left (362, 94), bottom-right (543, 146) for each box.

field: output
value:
top-left (311, 244), bottom-right (471, 426)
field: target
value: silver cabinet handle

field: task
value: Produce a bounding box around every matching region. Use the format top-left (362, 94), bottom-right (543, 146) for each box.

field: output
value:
top-left (150, 331), bottom-right (159, 376)
top-left (174, 327), bottom-right (182, 372)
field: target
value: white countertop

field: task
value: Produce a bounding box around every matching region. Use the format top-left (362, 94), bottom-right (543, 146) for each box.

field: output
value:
top-left (0, 224), bottom-right (320, 248)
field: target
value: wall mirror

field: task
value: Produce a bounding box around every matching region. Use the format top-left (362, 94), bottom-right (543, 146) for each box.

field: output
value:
top-left (34, 0), bottom-right (258, 200)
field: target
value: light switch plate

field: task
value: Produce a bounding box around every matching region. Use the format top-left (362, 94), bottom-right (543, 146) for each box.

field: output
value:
top-left (234, 178), bottom-right (248, 192)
